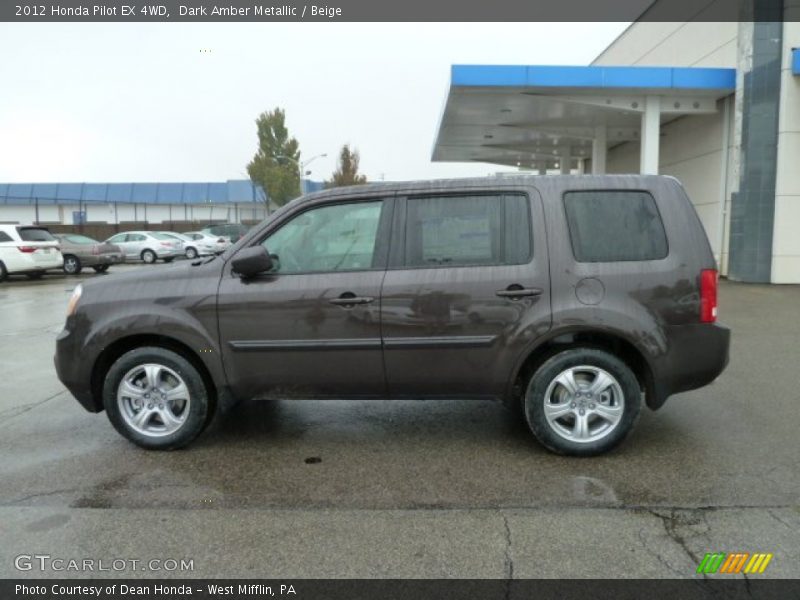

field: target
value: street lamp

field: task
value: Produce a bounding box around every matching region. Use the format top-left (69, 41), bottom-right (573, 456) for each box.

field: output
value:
top-left (277, 153), bottom-right (327, 195)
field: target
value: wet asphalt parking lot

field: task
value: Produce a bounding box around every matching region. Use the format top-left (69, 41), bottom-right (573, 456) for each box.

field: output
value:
top-left (0, 264), bottom-right (799, 579)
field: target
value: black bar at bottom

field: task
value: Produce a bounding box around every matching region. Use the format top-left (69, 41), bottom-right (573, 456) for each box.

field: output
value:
top-left (3, 579), bottom-right (800, 600)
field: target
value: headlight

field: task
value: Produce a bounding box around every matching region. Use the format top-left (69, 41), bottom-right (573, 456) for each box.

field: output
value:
top-left (66, 284), bottom-right (83, 317)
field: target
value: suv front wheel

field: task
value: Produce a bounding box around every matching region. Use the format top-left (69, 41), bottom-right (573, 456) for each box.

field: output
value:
top-left (524, 348), bottom-right (641, 456)
top-left (102, 347), bottom-right (212, 450)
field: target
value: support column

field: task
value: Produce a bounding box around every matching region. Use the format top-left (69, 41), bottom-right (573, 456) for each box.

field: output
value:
top-left (640, 95), bottom-right (661, 174)
top-left (592, 125), bottom-right (607, 174)
top-left (560, 150), bottom-right (572, 174)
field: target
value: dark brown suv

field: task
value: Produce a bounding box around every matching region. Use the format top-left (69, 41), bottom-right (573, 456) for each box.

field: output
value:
top-left (55, 175), bottom-right (730, 455)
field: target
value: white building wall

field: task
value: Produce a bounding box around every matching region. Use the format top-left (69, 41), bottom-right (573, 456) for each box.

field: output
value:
top-left (593, 19), bottom-right (738, 273)
top-left (772, 17), bottom-right (800, 283)
top-left (593, 21), bottom-right (737, 68)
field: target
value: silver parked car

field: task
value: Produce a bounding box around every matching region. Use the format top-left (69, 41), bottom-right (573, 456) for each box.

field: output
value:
top-left (53, 233), bottom-right (124, 275)
top-left (104, 231), bottom-right (182, 264)
top-left (157, 232), bottom-right (191, 257)
top-left (182, 231), bottom-right (231, 257)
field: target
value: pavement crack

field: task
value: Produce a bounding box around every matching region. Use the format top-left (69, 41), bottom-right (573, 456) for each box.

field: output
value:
top-left (641, 508), bottom-right (710, 578)
top-left (0, 390), bottom-right (66, 425)
top-left (637, 524), bottom-right (685, 577)
top-left (767, 509), bottom-right (795, 530)
top-left (501, 512), bottom-right (514, 589)
top-left (5, 488), bottom-right (79, 504)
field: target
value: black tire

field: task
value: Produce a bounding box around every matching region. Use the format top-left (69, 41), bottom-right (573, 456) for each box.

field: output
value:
top-left (141, 249), bottom-right (157, 264)
top-left (163, 257), bottom-right (175, 263)
top-left (185, 247), bottom-right (198, 259)
top-left (93, 265), bottom-right (110, 273)
top-left (523, 348), bottom-right (641, 457)
top-left (0, 261), bottom-right (7, 283)
top-left (63, 255), bottom-right (82, 275)
top-left (25, 272), bottom-right (44, 280)
top-left (102, 346), bottom-right (212, 450)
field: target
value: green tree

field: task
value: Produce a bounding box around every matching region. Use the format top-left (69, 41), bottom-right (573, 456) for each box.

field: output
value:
top-left (327, 144), bottom-right (368, 187)
top-left (246, 108), bottom-right (301, 208)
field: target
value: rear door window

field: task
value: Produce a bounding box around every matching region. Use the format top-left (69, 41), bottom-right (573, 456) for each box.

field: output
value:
top-left (563, 190), bottom-right (668, 262)
top-left (16, 227), bottom-right (55, 242)
top-left (403, 194), bottom-right (531, 267)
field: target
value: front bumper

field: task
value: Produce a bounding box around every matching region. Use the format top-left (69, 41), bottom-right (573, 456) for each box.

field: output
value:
top-left (55, 325), bottom-right (98, 412)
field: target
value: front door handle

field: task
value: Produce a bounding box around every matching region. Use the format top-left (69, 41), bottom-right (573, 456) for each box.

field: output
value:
top-left (496, 285), bottom-right (543, 299)
top-left (329, 293), bottom-right (375, 307)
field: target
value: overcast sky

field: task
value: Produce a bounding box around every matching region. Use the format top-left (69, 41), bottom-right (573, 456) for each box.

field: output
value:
top-left (0, 22), bottom-right (629, 184)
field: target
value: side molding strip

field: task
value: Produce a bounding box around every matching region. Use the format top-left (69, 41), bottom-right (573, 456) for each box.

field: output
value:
top-left (229, 339), bottom-right (382, 351)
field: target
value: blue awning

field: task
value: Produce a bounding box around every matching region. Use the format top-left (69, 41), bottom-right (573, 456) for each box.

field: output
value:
top-left (433, 64), bottom-right (736, 170)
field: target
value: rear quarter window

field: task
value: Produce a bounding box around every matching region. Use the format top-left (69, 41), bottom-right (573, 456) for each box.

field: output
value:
top-left (0, 231), bottom-right (13, 242)
top-left (563, 190), bottom-right (668, 262)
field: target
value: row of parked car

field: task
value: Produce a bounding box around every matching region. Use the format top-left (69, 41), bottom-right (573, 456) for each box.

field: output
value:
top-left (0, 223), bottom-right (250, 281)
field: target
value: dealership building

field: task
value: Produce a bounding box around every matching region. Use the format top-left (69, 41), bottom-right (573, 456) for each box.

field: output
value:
top-left (433, 16), bottom-right (800, 284)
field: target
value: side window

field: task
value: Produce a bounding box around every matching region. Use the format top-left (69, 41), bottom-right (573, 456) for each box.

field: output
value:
top-left (108, 234), bottom-right (127, 243)
top-left (404, 194), bottom-right (531, 267)
top-left (130, 234), bottom-right (147, 242)
top-left (0, 231), bottom-right (13, 242)
top-left (563, 190), bottom-right (668, 262)
top-left (262, 200), bottom-right (383, 274)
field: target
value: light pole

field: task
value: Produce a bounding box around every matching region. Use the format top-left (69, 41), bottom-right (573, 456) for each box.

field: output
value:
top-left (277, 153), bottom-right (327, 196)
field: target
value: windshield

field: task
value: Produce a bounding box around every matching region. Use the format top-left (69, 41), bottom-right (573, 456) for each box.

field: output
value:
top-left (64, 234), bottom-right (97, 244)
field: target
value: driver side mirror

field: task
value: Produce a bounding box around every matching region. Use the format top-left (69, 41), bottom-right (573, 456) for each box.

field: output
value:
top-left (231, 246), bottom-right (273, 278)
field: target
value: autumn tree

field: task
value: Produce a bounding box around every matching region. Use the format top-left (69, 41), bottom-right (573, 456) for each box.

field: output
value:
top-left (327, 144), bottom-right (367, 187)
top-left (246, 108), bottom-right (301, 207)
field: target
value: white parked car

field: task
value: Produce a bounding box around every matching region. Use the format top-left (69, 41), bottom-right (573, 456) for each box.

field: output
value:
top-left (181, 231), bottom-right (231, 258)
top-left (104, 231), bottom-right (182, 264)
top-left (0, 225), bottom-right (63, 282)
top-left (157, 232), bottom-right (191, 257)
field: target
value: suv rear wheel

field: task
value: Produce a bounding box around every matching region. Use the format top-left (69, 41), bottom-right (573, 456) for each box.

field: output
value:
top-left (102, 347), bottom-right (212, 450)
top-left (523, 348), bottom-right (641, 456)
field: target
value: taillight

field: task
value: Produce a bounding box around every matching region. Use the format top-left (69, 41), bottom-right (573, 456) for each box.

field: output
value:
top-left (700, 269), bottom-right (718, 323)
top-left (18, 246), bottom-right (37, 253)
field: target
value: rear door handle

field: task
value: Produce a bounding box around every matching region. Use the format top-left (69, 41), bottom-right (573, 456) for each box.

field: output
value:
top-left (496, 286), bottom-right (543, 299)
top-left (329, 293), bottom-right (375, 307)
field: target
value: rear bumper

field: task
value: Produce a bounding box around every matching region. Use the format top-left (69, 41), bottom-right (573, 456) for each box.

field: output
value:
top-left (82, 254), bottom-right (125, 267)
top-left (649, 322), bottom-right (731, 409)
top-left (8, 253), bottom-right (63, 273)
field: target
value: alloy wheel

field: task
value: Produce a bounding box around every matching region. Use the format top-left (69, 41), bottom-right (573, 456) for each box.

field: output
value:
top-left (117, 363), bottom-right (191, 437)
top-left (541, 365), bottom-right (625, 444)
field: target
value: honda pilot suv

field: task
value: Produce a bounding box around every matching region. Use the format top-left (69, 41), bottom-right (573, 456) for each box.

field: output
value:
top-left (55, 175), bottom-right (730, 456)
